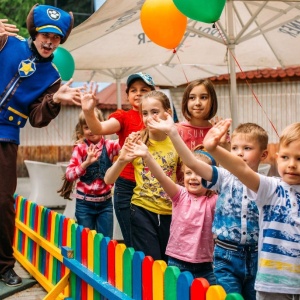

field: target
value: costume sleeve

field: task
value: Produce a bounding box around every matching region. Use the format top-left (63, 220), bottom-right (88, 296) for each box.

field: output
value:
top-left (28, 80), bottom-right (61, 128)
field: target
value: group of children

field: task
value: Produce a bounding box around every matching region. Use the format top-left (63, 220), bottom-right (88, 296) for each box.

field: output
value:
top-left (63, 72), bottom-right (300, 300)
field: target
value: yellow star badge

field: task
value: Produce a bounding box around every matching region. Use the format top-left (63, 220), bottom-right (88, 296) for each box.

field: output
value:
top-left (18, 59), bottom-right (36, 77)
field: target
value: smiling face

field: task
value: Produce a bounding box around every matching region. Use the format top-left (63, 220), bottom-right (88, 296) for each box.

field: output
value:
top-left (33, 32), bottom-right (61, 58)
top-left (187, 84), bottom-right (211, 122)
top-left (183, 165), bottom-right (207, 196)
top-left (276, 139), bottom-right (300, 185)
top-left (82, 123), bottom-right (102, 144)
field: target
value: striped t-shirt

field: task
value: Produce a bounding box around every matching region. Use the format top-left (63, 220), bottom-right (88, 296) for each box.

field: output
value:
top-left (254, 175), bottom-right (300, 294)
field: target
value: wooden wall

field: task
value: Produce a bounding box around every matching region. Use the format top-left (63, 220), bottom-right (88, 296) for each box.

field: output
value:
top-left (17, 145), bottom-right (74, 177)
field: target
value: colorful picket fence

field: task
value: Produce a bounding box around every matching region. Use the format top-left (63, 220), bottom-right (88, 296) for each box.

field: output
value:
top-left (13, 195), bottom-right (244, 300)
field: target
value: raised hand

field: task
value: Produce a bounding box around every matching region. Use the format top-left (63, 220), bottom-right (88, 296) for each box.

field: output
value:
top-left (85, 144), bottom-right (100, 165)
top-left (53, 79), bottom-right (83, 105)
top-left (0, 19), bottom-right (19, 37)
top-left (129, 140), bottom-right (148, 158)
top-left (147, 113), bottom-right (174, 134)
top-left (203, 119), bottom-right (232, 152)
top-left (80, 82), bottom-right (99, 112)
top-left (117, 138), bottom-right (138, 163)
top-left (128, 131), bottom-right (141, 143)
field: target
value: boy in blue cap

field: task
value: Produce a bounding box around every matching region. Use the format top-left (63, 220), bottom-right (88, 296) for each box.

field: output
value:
top-left (0, 4), bottom-right (81, 286)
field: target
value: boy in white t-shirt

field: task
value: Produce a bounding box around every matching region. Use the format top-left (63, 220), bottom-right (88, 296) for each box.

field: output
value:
top-left (203, 120), bottom-right (300, 300)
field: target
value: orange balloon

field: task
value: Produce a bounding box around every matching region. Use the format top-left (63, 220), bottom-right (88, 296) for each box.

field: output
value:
top-left (140, 0), bottom-right (187, 50)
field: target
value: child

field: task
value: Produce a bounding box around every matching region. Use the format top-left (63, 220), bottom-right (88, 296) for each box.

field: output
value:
top-left (202, 120), bottom-right (300, 300)
top-left (177, 78), bottom-right (229, 151)
top-left (127, 140), bottom-right (217, 284)
top-left (65, 107), bottom-right (120, 237)
top-left (80, 73), bottom-right (155, 247)
top-left (147, 115), bottom-right (269, 300)
top-left (104, 91), bottom-right (182, 262)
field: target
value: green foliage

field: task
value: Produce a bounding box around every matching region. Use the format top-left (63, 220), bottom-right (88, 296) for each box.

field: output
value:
top-left (0, 0), bottom-right (45, 38)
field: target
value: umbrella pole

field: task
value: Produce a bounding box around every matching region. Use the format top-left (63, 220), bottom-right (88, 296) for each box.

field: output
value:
top-left (229, 44), bottom-right (238, 129)
top-left (227, 0), bottom-right (238, 130)
top-left (116, 78), bottom-right (122, 109)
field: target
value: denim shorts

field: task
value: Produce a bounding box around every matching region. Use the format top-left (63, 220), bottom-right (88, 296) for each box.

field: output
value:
top-left (214, 242), bottom-right (258, 300)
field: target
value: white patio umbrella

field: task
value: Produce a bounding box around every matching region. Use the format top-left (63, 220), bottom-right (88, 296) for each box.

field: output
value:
top-left (64, 0), bottom-right (300, 128)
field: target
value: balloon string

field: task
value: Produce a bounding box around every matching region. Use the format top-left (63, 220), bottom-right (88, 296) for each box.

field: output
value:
top-left (214, 23), bottom-right (280, 138)
top-left (173, 49), bottom-right (190, 85)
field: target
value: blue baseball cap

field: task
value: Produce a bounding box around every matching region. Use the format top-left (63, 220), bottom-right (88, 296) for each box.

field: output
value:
top-left (127, 72), bottom-right (155, 88)
top-left (27, 4), bottom-right (74, 44)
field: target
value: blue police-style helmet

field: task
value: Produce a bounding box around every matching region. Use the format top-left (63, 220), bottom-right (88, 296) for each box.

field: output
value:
top-left (26, 4), bottom-right (74, 44)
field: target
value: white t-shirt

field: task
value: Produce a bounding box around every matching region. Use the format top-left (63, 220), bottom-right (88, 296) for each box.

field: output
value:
top-left (254, 175), bottom-right (300, 294)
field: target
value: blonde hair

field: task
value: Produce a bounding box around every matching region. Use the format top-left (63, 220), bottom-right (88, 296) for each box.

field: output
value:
top-left (139, 90), bottom-right (171, 146)
top-left (231, 123), bottom-right (268, 150)
top-left (279, 122), bottom-right (300, 148)
top-left (74, 109), bottom-right (104, 143)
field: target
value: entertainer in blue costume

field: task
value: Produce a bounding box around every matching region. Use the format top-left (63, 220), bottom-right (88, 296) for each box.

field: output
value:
top-left (0, 4), bottom-right (81, 286)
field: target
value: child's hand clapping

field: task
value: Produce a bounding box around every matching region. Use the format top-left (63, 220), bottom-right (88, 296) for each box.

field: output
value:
top-left (147, 113), bottom-right (175, 135)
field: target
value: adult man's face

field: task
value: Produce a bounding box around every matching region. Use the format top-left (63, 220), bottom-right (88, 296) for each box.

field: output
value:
top-left (33, 32), bottom-right (61, 58)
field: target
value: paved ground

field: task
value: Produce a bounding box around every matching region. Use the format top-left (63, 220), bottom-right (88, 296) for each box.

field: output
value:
top-left (3, 261), bottom-right (47, 300)
top-left (1, 178), bottom-right (56, 299)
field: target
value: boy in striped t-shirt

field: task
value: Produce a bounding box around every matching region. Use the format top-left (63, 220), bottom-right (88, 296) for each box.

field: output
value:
top-left (203, 120), bottom-right (300, 300)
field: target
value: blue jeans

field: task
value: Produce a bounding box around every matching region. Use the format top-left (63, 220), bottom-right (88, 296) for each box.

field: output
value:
top-left (213, 243), bottom-right (258, 300)
top-left (75, 197), bottom-right (113, 238)
top-left (168, 257), bottom-right (216, 285)
top-left (113, 177), bottom-right (135, 247)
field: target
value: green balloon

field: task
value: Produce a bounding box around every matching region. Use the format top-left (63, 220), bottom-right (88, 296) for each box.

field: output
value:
top-left (53, 47), bottom-right (75, 81)
top-left (173, 0), bottom-right (226, 23)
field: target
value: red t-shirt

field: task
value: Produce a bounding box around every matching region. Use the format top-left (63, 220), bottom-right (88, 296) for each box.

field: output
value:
top-left (109, 109), bottom-right (144, 181)
top-left (176, 122), bottom-right (212, 150)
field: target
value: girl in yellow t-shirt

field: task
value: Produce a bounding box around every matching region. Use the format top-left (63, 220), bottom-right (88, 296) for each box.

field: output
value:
top-left (105, 91), bottom-right (182, 262)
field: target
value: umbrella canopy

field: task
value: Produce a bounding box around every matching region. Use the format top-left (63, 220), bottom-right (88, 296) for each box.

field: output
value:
top-left (64, 0), bottom-right (300, 127)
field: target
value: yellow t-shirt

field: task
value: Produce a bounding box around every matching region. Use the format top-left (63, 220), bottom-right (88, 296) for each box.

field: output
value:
top-left (131, 137), bottom-right (180, 215)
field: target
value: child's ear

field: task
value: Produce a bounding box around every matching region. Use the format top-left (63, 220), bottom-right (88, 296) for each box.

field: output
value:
top-left (167, 108), bottom-right (172, 115)
top-left (260, 150), bottom-right (268, 162)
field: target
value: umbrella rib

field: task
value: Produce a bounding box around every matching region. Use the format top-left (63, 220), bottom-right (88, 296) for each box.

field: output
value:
top-left (239, 3), bottom-right (300, 42)
top-left (234, 1), bottom-right (267, 43)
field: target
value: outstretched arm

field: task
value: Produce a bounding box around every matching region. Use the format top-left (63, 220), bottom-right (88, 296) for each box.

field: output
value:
top-left (80, 82), bottom-right (121, 135)
top-left (203, 119), bottom-right (260, 192)
top-left (131, 141), bottom-right (179, 198)
top-left (147, 114), bottom-right (213, 182)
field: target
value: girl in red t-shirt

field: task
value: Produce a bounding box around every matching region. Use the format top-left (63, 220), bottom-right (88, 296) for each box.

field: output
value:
top-left (176, 78), bottom-right (230, 151)
top-left (81, 73), bottom-right (155, 246)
